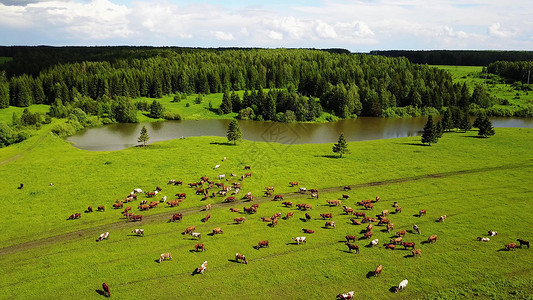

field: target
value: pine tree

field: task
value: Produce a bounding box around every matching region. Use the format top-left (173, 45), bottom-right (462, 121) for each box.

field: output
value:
top-left (220, 91), bottom-right (232, 114)
top-left (226, 120), bottom-right (242, 145)
top-left (421, 115), bottom-right (437, 145)
top-left (477, 116), bottom-right (495, 137)
top-left (459, 110), bottom-right (472, 132)
top-left (138, 125), bottom-right (149, 146)
top-left (435, 120), bottom-right (444, 139)
top-left (332, 132), bottom-right (350, 158)
top-left (441, 108), bottom-right (454, 131)
top-left (149, 100), bottom-right (164, 119)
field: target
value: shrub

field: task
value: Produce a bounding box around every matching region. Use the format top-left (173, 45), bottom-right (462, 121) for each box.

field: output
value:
top-left (163, 111), bottom-right (182, 120)
top-left (51, 122), bottom-right (77, 137)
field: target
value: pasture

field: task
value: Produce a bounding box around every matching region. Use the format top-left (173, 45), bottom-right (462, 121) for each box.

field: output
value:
top-left (0, 127), bottom-right (532, 299)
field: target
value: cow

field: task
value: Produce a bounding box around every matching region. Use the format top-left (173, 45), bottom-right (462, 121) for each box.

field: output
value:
top-left (133, 188), bottom-right (143, 194)
top-left (383, 243), bottom-right (395, 250)
top-left (336, 291), bottom-right (354, 300)
top-left (159, 252), bottom-right (172, 263)
top-left (293, 237), bottom-right (306, 245)
top-left (273, 195), bottom-right (283, 201)
top-left (244, 165), bottom-right (251, 170)
top-left (131, 229), bottom-right (144, 236)
top-left (390, 237), bottom-right (403, 245)
top-left (257, 240), bottom-right (269, 248)
top-left (194, 243), bottom-right (205, 252)
top-left (229, 208), bottom-right (240, 212)
top-left (412, 249), bottom-right (422, 257)
top-left (343, 206), bottom-right (354, 214)
top-left (271, 218), bottom-right (279, 228)
top-left (182, 226), bottom-right (196, 235)
top-left (395, 207), bottom-right (402, 214)
top-left (234, 217), bottom-right (245, 224)
top-left (374, 264), bottom-right (383, 277)
top-left (375, 196), bottom-right (380, 202)
top-left (354, 212), bottom-right (365, 218)
top-left (438, 215), bottom-right (447, 222)
top-left (87, 206), bottom-right (93, 213)
top-left (350, 219), bottom-right (361, 225)
top-left (212, 227), bottom-right (224, 234)
top-left (285, 212), bottom-right (294, 219)
top-left (343, 185), bottom-right (351, 191)
top-left (477, 237), bottom-right (490, 242)
top-left (325, 221), bottom-right (336, 228)
top-left (378, 218), bottom-right (390, 226)
top-left (370, 239), bottom-right (379, 247)
top-left (224, 196), bottom-right (236, 203)
top-left (202, 214), bottom-right (211, 222)
top-left (196, 261), bottom-right (208, 274)
top-left (364, 203), bottom-right (374, 210)
top-left (488, 231), bottom-right (498, 236)
top-left (345, 243), bottom-right (359, 253)
top-left (189, 232), bottom-right (201, 240)
top-left (418, 209), bottom-right (427, 216)
top-left (387, 223), bottom-right (394, 233)
top-left (170, 213), bottom-right (183, 222)
top-left (265, 186), bottom-right (275, 192)
top-left (102, 283), bottom-right (110, 297)
top-left (517, 239), bottom-right (529, 248)
top-left (68, 213), bottom-right (81, 220)
top-left (366, 224), bottom-right (373, 232)
top-left (218, 174), bottom-right (225, 180)
top-left (289, 182), bottom-right (299, 187)
top-left (243, 206), bottom-right (256, 214)
top-left (310, 189), bottom-right (319, 194)
top-left (311, 192), bottom-right (319, 199)
top-left (427, 235), bottom-right (438, 243)
top-left (244, 172), bottom-right (252, 178)
top-left (264, 191), bottom-right (272, 197)
top-left (397, 230), bottom-right (407, 237)
top-left (138, 204), bottom-right (149, 211)
top-left (327, 199), bottom-right (342, 206)
top-left (214, 164), bottom-right (220, 169)
top-left (342, 194), bottom-right (350, 199)
top-left (395, 279), bottom-right (408, 292)
top-left (302, 228), bottom-right (315, 234)
top-left (204, 204), bottom-right (212, 211)
top-left (305, 213), bottom-right (312, 222)
top-left (235, 253), bottom-right (248, 264)
top-left (175, 193), bottom-right (187, 198)
top-left (402, 242), bottom-right (416, 249)
top-left (363, 231), bottom-right (373, 239)
top-left (320, 213), bottom-right (333, 220)
top-left (345, 235), bottom-right (357, 242)
top-left (413, 224), bottom-right (421, 235)
top-left (282, 201), bottom-right (293, 207)
top-left (96, 232), bottom-right (109, 242)
top-left (505, 243), bottom-right (517, 251)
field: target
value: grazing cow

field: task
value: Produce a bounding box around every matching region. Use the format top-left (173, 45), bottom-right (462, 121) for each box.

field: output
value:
top-left (282, 201), bottom-right (293, 207)
top-left (273, 195), bottom-right (283, 201)
top-left (212, 227), bottom-right (223, 234)
top-left (320, 213), bottom-right (333, 220)
top-left (383, 243), bottom-right (395, 250)
top-left (289, 182), bottom-right (299, 187)
top-left (364, 203), bottom-right (374, 210)
top-left (243, 206), bottom-right (256, 214)
top-left (214, 164), bottom-right (220, 169)
top-left (96, 232), bottom-right (109, 242)
top-left (160, 196), bottom-right (167, 203)
top-left (234, 217), bottom-right (245, 224)
top-left (402, 242), bottom-right (416, 249)
top-left (131, 229), bottom-right (144, 236)
top-left (87, 206), bottom-right (93, 213)
top-left (196, 261), bottom-right (208, 274)
top-left (395, 279), bottom-right (408, 293)
top-left (194, 243), bottom-right (205, 252)
top-left (159, 252), bottom-right (172, 263)
top-left (397, 230), bottom-right (407, 237)
top-left (293, 237), bottom-right (306, 245)
top-left (167, 200), bottom-right (180, 207)
top-left (354, 212), bottom-right (365, 218)
top-left (517, 239), bottom-right (529, 248)
top-left (413, 224), bottom-right (421, 235)
top-left (505, 243), bottom-right (517, 250)
top-left (345, 243), bottom-right (359, 253)
top-left (366, 224), bottom-right (373, 232)
top-left (218, 174), bottom-right (225, 180)
top-left (427, 235), bottom-right (438, 243)
top-left (370, 239), bottom-right (379, 247)
top-left (390, 237), bottom-right (403, 245)
top-left (302, 228), bottom-right (315, 234)
top-left (244, 172), bottom-right (252, 178)
top-left (138, 204), bottom-right (150, 211)
top-left (202, 214), bottom-right (211, 222)
top-left (299, 187), bottom-right (307, 193)
top-left (387, 223), bottom-right (394, 233)
top-left (224, 196), bottom-right (236, 203)
top-left (182, 226), bottom-right (196, 235)
top-left (345, 235), bottom-right (357, 242)
top-left (438, 215), bottom-right (447, 222)
top-left (175, 193), bottom-right (187, 198)
top-left (488, 231), bottom-right (498, 236)
top-left (271, 212), bottom-right (282, 219)
top-left (68, 213), bottom-right (82, 220)
top-left (230, 208), bottom-right (240, 212)
top-left (310, 189), bottom-right (318, 194)
top-left (235, 253), bottom-right (248, 264)
top-left (265, 186), bottom-right (275, 192)
top-left (361, 217), bottom-right (372, 223)
top-left (350, 219), bottom-right (362, 225)
top-left (412, 249), bottom-right (422, 257)
top-left (477, 237), bottom-right (490, 242)
top-left (375, 196), bottom-right (380, 202)
top-left (325, 221), bottom-right (336, 228)
top-left (382, 210), bottom-right (389, 216)
top-left (102, 283), bottom-right (110, 297)
top-left (244, 165), bottom-right (251, 170)
top-left (133, 188), bottom-right (143, 194)
top-left (204, 204), bottom-right (212, 211)
top-left (363, 231), bottom-right (373, 239)
top-left (395, 207), bottom-right (402, 214)
top-left (97, 206), bottom-right (105, 212)
top-left (343, 206), bottom-right (354, 214)
top-left (378, 218), bottom-right (390, 226)
top-left (257, 240), bottom-right (269, 248)
top-left (342, 194), bottom-right (350, 199)
top-left (271, 218), bottom-right (279, 228)
top-left (336, 291), bottom-right (354, 300)
top-left (327, 199), bottom-right (342, 206)
top-left (311, 192), bottom-right (319, 199)
top-left (418, 209), bottom-right (427, 216)
top-left (124, 212), bottom-right (134, 219)
top-left (374, 264), bottom-right (383, 277)
top-left (305, 213), bottom-right (312, 222)
top-left (189, 232), bottom-right (201, 240)
top-left (343, 185), bottom-right (351, 191)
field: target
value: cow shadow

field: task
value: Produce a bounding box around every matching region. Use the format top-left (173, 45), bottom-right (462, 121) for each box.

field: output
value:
top-left (421, 240), bottom-right (431, 245)
top-left (366, 271), bottom-right (375, 279)
top-left (126, 234), bottom-right (143, 237)
top-left (228, 259), bottom-right (240, 263)
top-left (364, 244), bottom-right (375, 248)
top-left (389, 286), bottom-right (398, 293)
top-left (413, 214), bottom-right (422, 217)
top-left (207, 232), bottom-right (216, 236)
top-left (286, 242), bottom-right (300, 246)
top-left (95, 289), bottom-right (106, 297)
top-left (299, 218), bottom-right (310, 222)
top-left (403, 254), bottom-right (414, 258)
top-left (380, 229), bottom-right (389, 233)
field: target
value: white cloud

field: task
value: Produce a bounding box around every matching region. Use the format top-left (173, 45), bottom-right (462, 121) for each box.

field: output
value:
top-left (267, 30), bottom-right (283, 40)
top-left (214, 31), bottom-right (235, 41)
top-left (315, 20), bottom-right (337, 39)
top-left (488, 23), bottom-right (515, 39)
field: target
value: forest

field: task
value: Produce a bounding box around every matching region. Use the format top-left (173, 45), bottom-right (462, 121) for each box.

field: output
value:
top-left (371, 50), bottom-right (533, 66)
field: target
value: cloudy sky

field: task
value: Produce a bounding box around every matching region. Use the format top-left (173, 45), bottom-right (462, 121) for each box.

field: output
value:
top-left (0, 0), bottom-right (530, 51)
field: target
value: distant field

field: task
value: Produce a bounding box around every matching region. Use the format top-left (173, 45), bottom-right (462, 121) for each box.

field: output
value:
top-left (0, 125), bottom-right (531, 299)
top-left (0, 104), bottom-right (50, 124)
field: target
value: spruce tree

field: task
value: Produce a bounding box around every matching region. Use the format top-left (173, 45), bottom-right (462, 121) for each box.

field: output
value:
top-left (138, 125), bottom-right (149, 146)
top-left (441, 108), bottom-right (454, 131)
top-left (332, 132), bottom-right (350, 158)
top-left (435, 120), bottom-right (444, 140)
top-left (421, 115), bottom-right (437, 145)
top-left (226, 120), bottom-right (242, 145)
top-left (149, 100), bottom-right (164, 119)
top-left (478, 116), bottom-right (495, 137)
top-left (459, 110), bottom-right (472, 132)
top-left (220, 91), bottom-right (232, 114)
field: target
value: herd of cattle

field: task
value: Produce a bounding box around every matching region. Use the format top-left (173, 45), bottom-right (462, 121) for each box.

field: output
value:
top-left (63, 159), bottom-right (529, 298)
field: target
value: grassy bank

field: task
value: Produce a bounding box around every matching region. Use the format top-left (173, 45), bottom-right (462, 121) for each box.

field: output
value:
top-left (0, 126), bottom-right (531, 299)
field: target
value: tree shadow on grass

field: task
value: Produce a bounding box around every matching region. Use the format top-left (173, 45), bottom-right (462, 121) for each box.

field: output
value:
top-left (396, 142), bottom-right (430, 147)
top-left (210, 142), bottom-right (235, 146)
top-left (462, 135), bottom-right (485, 139)
top-left (316, 155), bottom-right (342, 159)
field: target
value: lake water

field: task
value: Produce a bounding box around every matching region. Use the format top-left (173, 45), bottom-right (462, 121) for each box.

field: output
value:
top-left (66, 117), bottom-right (533, 151)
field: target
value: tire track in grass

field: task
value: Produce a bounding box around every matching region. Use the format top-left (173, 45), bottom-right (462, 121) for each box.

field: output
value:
top-left (1, 161), bottom-right (531, 257)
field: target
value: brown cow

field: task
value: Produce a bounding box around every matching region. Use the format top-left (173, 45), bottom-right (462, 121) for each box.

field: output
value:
top-left (325, 221), bottom-right (336, 228)
top-left (374, 264), bottom-right (383, 277)
top-left (345, 243), bottom-right (359, 253)
top-left (102, 283), bottom-right (110, 297)
top-left (244, 165), bottom-right (251, 170)
top-left (381, 210), bottom-right (389, 216)
top-left (343, 206), bottom-right (354, 214)
top-left (257, 240), bottom-right (269, 248)
top-left (419, 209), bottom-right (427, 216)
top-left (366, 224), bottom-right (373, 232)
top-left (271, 218), bottom-right (278, 227)
top-left (384, 243), bottom-right (396, 250)
top-left (305, 213), bottom-right (312, 222)
top-left (397, 230), bottom-right (407, 237)
top-left (235, 253), bottom-right (248, 264)
top-left (261, 217), bottom-right (272, 222)
top-left (321, 213), bottom-right (333, 220)
top-left (273, 195), bottom-right (283, 201)
top-left (390, 237), bottom-right (403, 245)
top-left (87, 206), bottom-right (93, 213)
top-left (289, 182), bottom-right (299, 187)
top-left (230, 208), bottom-right (240, 212)
top-left (234, 217), bottom-right (245, 224)
top-left (412, 249), bottom-right (422, 257)
top-left (438, 215), bottom-right (447, 222)
top-left (387, 223), bottom-right (394, 233)
top-left (346, 235), bottom-right (357, 242)
top-left (132, 214), bottom-right (143, 222)
top-left (354, 212), bottom-right (365, 218)
top-left (282, 201), bottom-right (293, 207)
top-left (402, 242), bottom-right (416, 249)
top-left (285, 212), bottom-right (294, 219)
top-left (343, 185), bottom-right (351, 191)
top-left (302, 228), bottom-right (315, 234)
top-left (517, 239), bottom-right (529, 248)
top-left (505, 243), bottom-right (517, 251)
top-left (194, 243), bottom-right (205, 252)
top-left (395, 207), bottom-right (402, 214)
top-left (202, 214), bottom-right (211, 222)
top-left (327, 199), bottom-right (342, 206)
top-left (350, 219), bottom-right (362, 225)
top-left (378, 218), bottom-right (390, 226)
top-left (159, 252), bottom-right (172, 263)
top-left (363, 231), bottom-right (373, 239)
top-left (427, 235), bottom-right (438, 243)
top-left (342, 194), bottom-right (350, 199)
top-left (181, 226), bottom-right (196, 235)
top-left (211, 227), bottom-right (223, 235)
top-left (97, 205), bottom-right (105, 212)
top-left (364, 203), bottom-right (374, 210)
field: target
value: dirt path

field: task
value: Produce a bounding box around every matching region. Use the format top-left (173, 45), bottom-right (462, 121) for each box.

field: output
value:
top-left (1, 160), bottom-right (531, 257)
top-left (0, 131), bottom-right (50, 166)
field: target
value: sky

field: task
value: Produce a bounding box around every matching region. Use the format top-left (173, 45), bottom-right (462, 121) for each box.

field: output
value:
top-left (0, 0), bottom-right (531, 52)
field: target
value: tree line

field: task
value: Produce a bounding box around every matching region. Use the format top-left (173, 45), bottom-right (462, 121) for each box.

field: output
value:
top-left (371, 50), bottom-right (533, 66)
top-left (487, 61), bottom-right (533, 84)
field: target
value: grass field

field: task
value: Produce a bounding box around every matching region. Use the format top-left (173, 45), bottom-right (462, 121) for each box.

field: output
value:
top-left (0, 124), bottom-right (531, 299)
top-left (0, 57), bottom-right (13, 64)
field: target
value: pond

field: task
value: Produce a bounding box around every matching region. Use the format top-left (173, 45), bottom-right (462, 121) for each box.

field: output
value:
top-left (66, 117), bottom-right (533, 151)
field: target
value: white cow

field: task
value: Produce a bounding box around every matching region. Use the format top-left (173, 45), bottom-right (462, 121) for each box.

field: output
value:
top-left (159, 252), bottom-right (172, 263)
top-left (299, 187), bottom-right (307, 193)
top-left (214, 165), bottom-right (220, 169)
top-left (371, 239), bottom-right (379, 247)
top-left (189, 232), bottom-right (201, 240)
top-left (197, 261), bottom-right (208, 274)
top-left (293, 237), bottom-right (307, 245)
top-left (133, 188), bottom-right (143, 194)
top-left (488, 231), bottom-right (498, 236)
top-left (336, 291), bottom-right (354, 299)
top-left (218, 174), bottom-right (225, 180)
top-left (161, 195), bottom-right (167, 203)
top-left (477, 237), bottom-right (490, 242)
top-left (396, 279), bottom-right (408, 292)
top-left (96, 232), bottom-right (109, 242)
top-left (132, 229), bottom-right (144, 236)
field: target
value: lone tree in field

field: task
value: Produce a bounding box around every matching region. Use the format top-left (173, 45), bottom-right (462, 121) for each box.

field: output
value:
top-left (332, 132), bottom-right (350, 158)
top-left (138, 125), bottom-right (149, 146)
top-left (476, 115), bottom-right (495, 137)
top-left (421, 115), bottom-right (438, 146)
top-left (227, 120), bottom-right (242, 145)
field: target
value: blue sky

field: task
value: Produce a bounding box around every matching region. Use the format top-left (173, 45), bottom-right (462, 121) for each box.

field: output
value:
top-left (0, 0), bottom-right (531, 51)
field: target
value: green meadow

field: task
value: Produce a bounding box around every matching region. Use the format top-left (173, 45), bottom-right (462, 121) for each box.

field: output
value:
top-left (0, 123), bottom-right (532, 299)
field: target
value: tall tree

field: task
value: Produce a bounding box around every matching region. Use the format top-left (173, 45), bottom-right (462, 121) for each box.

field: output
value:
top-left (459, 110), bottom-right (472, 132)
top-left (477, 115), bottom-right (495, 137)
top-left (421, 115), bottom-right (437, 146)
top-left (220, 91), bottom-right (232, 114)
top-left (226, 119), bottom-right (242, 145)
top-left (138, 125), bottom-right (149, 146)
top-left (332, 132), bottom-right (349, 158)
top-left (149, 100), bottom-right (164, 119)
top-left (441, 108), bottom-right (454, 131)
